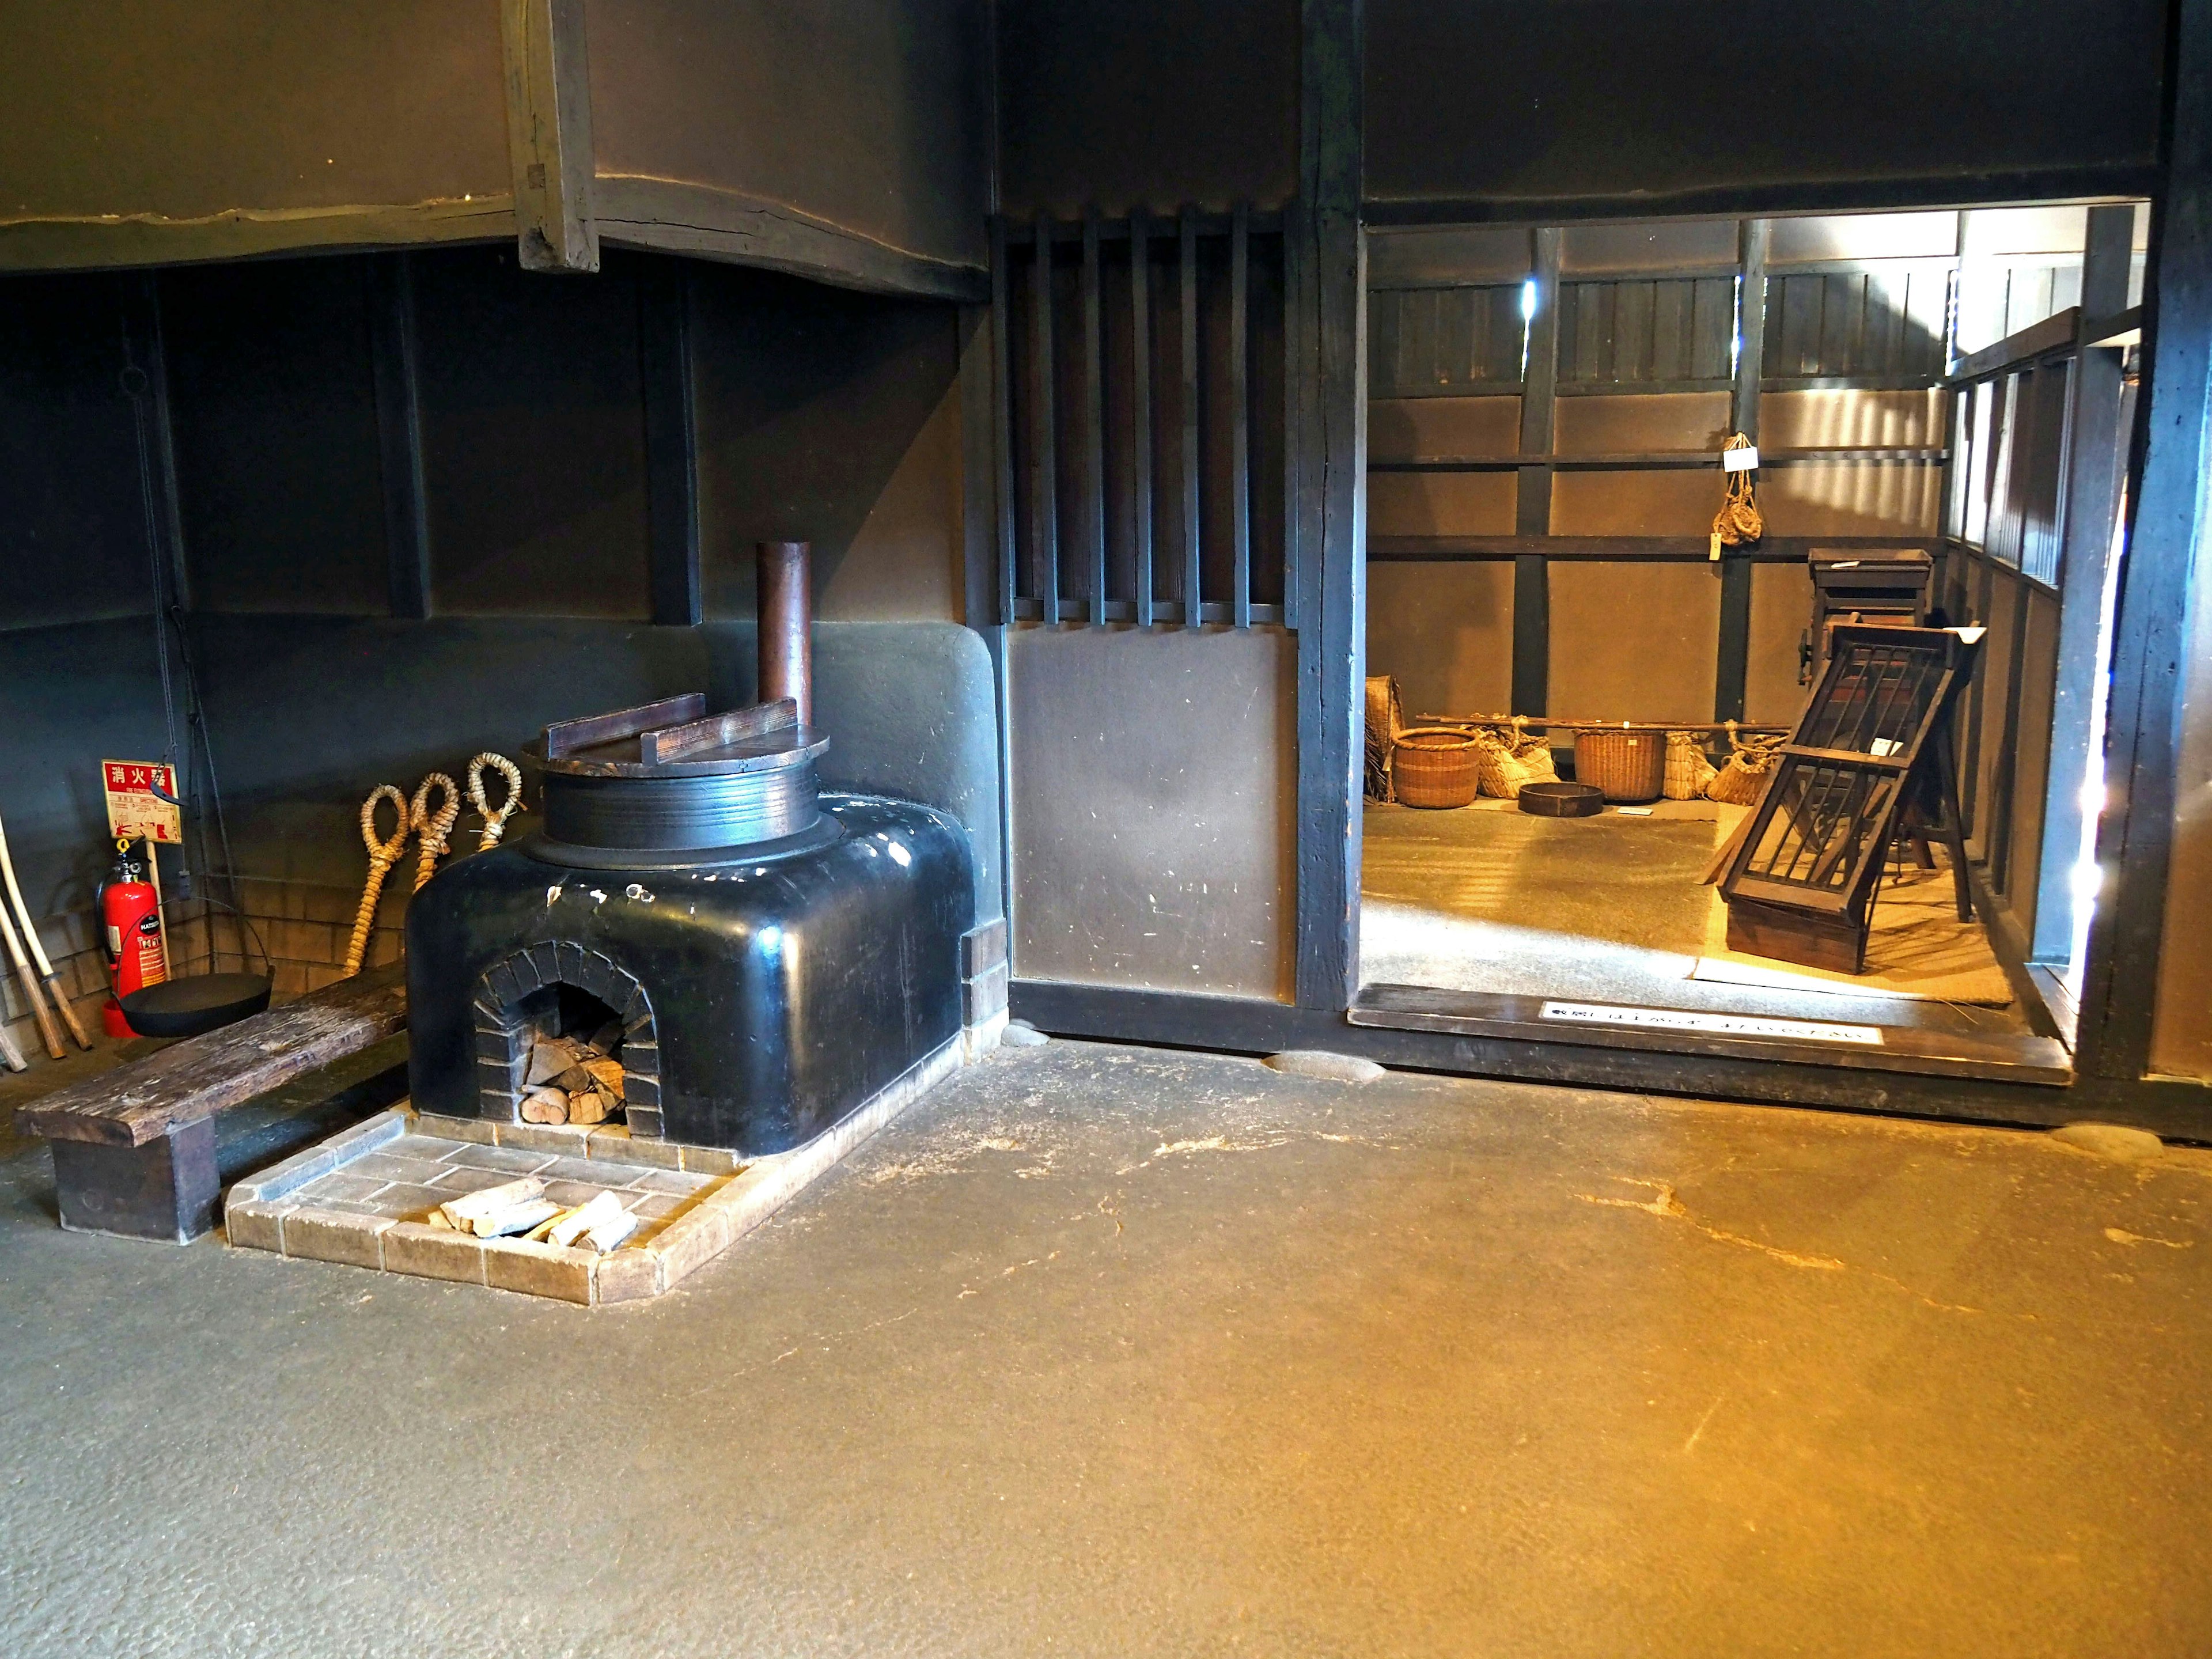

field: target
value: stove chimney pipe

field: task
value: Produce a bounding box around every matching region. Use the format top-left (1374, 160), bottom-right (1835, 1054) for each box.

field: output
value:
top-left (756, 540), bottom-right (812, 728)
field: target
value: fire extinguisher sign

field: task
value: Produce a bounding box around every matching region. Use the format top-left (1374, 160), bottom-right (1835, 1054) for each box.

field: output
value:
top-left (102, 761), bottom-right (182, 844)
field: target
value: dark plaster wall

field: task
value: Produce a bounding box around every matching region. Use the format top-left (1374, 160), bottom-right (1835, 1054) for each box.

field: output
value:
top-left (0, 247), bottom-right (970, 921)
top-left (588, 0), bottom-right (994, 269)
top-left (689, 262), bottom-right (964, 621)
top-left (994, 0), bottom-right (1300, 218)
top-left (0, 0), bottom-right (507, 222)
top-left (1366, 0), bottom-right (2168, 214)
top-left (0, 272), bottom-right (176, 912)
top-left (162, 259), bottom-right (392, 616)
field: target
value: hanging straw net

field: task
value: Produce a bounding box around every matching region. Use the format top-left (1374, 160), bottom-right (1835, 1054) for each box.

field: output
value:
top-left (1472, 716), bottom-right (1559, 800)
top-left (1711, 433), bottom-right (1763, 552)
top-left (1706, 719), bottom-right (1786, 805)
top-left (1364, 675), bottom-right (1405, 802)
top-left (1664, 730), bottom-right (1719, 800)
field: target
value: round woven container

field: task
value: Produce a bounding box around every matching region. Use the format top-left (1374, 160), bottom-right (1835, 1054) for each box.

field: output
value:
top-left (1392, 728), bottom-right (1482, 809)
top-left (1572, 729), bottom-right (1666, 803)
top-left (1518, 781), bottom-right (1604, 818)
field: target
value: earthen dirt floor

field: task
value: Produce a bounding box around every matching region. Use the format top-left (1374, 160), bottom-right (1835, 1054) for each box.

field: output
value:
top-left (3, 1037), bottom-right (2207, 1657)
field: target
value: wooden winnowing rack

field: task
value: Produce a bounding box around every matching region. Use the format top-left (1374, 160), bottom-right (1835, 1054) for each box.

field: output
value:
top-left (1718, 624), bottom-right (1983, 974)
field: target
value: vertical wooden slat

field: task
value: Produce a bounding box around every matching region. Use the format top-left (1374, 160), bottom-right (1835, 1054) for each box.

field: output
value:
top-left (1692, 276), bottom-right (1733, 379)
top-left (1514, 227), bottom-right (1562, 715)
top-left (1613, 281), bottom-right (1653, 383)
top-left (989, 217), bottom-right (1017, 624)
top-left (1030, 211), bottom-right (1060, 622)
top-left (1408, 288), bottom-right (1440, 387)
top-left (1082, 209), bottom-right (1107, 625)
top-left (1130, 209), bottom-right (1154, 627)
top-left (640, 261), bottom-right (700, 627)
top-left (1715, 218), bottom-right (1769, 724)
top-left (2033, 203), bottom-right (2137, 961)
top-left (1230, 201), bottom-right (1252, 628)
top-left (1650, 280), bottom-right (1690, 381)
top-left (1179, 206), bottom-right (1201, 626)
top-left (957, 302), bottom-right (999, 631)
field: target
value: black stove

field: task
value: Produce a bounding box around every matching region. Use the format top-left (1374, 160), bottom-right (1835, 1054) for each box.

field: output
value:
top-left (406, 675), bottom-right (975, 1157)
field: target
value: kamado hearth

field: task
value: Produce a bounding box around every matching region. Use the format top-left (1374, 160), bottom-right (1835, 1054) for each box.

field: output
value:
top-left (407, 541), bottom-right (977, 1158)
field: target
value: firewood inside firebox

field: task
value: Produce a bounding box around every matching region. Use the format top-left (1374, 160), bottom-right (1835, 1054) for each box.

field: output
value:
top-left (518, 1018), bottom-right (626, 1127)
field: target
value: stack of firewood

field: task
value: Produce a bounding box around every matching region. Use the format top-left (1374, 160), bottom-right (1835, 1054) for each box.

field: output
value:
top-left (426, 1177), bottom-right (641, 1252)
top-left (517, 1021), bottom-right (626, 1127)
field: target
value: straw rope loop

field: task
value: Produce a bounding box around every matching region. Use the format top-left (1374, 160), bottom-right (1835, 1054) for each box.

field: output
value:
top-left (409, 773), bottom-right (461, 893)
top-left (342, 785), bottom-right (410, 978)
top-left (467, 752), bottom-right (524, 851)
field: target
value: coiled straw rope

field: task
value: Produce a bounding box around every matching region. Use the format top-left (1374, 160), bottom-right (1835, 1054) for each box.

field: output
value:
top-left (467, 753), bottom-right (524, 851)
top-left (343, 785), bottom-right (410, 978)
top-left (1710, 433), bottom-right (1763, 555)
top-left (409, 773), bottom-right (461, 893)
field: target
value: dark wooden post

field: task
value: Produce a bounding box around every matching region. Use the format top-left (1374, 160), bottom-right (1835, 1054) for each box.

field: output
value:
top-left (1513, 227), bottom-right (1562, 716)
top-left (1715, 218), bottom-right (1770, 724)
top-left (1290, 0), bottom-right (1365, 1010)
top-left (499, 0), bottom-right (599, 273)
top-left (2077, 0), bottom-right (2212, 1087)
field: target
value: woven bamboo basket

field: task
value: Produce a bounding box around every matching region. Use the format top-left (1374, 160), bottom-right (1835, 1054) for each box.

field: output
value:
top-left (1392, 728), bottom-right (1482, 809)
top-left (1573, 728), bottom-right (1666, 803)
top-left (1708, 722), bottom-right (1786, 805)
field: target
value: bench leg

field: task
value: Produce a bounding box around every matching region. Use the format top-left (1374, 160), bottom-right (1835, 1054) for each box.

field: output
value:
top-left (51, 1119), bottom-right (221, 1244)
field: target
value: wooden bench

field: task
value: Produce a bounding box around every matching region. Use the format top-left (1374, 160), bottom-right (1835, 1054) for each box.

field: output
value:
top-left (18, 963), bottom-right (408, 1243)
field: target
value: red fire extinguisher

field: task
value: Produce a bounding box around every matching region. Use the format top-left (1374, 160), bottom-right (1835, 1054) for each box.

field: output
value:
top-left (99, 838), bottom-right (168, 1040)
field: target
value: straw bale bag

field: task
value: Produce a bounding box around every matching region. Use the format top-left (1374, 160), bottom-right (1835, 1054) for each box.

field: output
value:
top-left (1707, 721), bottom-right (1785, 805)
top-left (1392, 728), bottom-right (1482, 809)
top-left (1364, 675), bottom-right (1405, 802)
top-left (1663, 731), bottom-right (1719, 801)
top-left (1474, 717), bottom-right (1559, 800)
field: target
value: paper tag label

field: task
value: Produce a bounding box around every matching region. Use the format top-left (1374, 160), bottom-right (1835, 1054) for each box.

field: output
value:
top-left (1721, 445), bottom-right (1760, 472)
top-left (1539, 999), bottom-right (1885, 1046)
top-left (102, 761), bottom-right (181, 844)
top-left (1709, 531), bottom-right (1724, 560)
